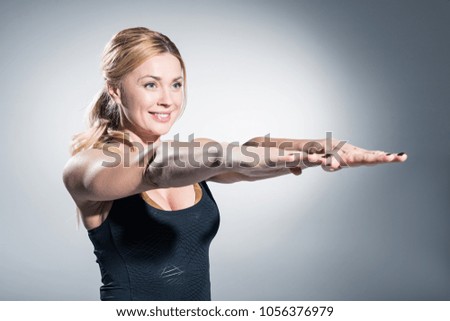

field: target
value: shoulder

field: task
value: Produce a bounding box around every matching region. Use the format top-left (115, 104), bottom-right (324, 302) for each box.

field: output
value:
top-left (63, 148), bottom-right (109, 178)
top-left (63, 149), bottom-right (116, 228)
top-left (62, 144), bottom-right (125, 197)
top-left (64, 142), bottom-right (128, 172)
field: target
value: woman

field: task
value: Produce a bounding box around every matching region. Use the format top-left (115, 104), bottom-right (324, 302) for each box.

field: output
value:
top-left (63, 27), bottom-right (406, 301)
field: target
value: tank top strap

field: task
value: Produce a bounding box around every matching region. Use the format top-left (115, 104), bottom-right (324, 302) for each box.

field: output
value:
top-left (199, 180), bottom-right (217, 206)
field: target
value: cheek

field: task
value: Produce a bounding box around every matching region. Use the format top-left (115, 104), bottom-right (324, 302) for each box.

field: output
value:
top-left (124, 93), bottom-right (157, 113)
top-left (174, 92), bottom-right (184, 108)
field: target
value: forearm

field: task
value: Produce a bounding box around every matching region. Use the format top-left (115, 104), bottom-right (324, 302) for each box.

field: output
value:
top-left (145, 138), bottom-right (300, 187)
top-left (208, 167), bottom-right (292, 184)
top-left (244, 136), bottom-right (326, 153)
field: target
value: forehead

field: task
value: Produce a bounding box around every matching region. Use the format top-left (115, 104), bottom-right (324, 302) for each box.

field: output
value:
top-left (131, 53), bottom-right (182, 79)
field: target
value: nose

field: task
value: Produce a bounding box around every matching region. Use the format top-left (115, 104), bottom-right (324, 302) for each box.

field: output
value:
top-left (157, 87), bottom-right (173, 107)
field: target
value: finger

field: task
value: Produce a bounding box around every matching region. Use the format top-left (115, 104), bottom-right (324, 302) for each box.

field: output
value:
top-left (377, 152), bottom-right (408, 164)
top-left (306, 153), bottom-right (324, 167)
top-left (350, 151), bottom-right (407, 166)
top-left (343, 151), bottom-right (384, 167)
top-left (321, 162), bottom-right (342, 172)
top-left (388, 152), bottom-right (408, 163)
top-left (320, 154), bottom-right (342, 170)
top-left (281, 152), bottom-right (306, 164)
top-left (289, 167), bottom-right (302, 176)
top-left (366, 151), bottom-right (390, 165)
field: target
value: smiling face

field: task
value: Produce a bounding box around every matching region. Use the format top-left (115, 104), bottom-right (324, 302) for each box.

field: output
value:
top-left (108, 53), bottom-right (184, 143)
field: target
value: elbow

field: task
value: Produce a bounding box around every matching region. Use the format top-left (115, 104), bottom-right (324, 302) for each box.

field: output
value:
top-left (143, 155), bottom-right (166, 188)
top-left (144, 166), bottom-right (164, 188)
top-left (143, 151), bottom-right (180, 189)
top-left (141, 144), bottom-right (166, 188)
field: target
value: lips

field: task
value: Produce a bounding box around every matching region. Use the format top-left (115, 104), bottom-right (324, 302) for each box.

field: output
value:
top-left (149, 111), bottom-right (171, 122)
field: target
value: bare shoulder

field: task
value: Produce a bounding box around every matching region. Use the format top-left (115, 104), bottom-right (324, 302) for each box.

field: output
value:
top-left (63, 148), bottom-right (106, 187)
top-left (62, 144), bottom-right (125, 201)
top-left (63, 141), bottom-right (156, 203)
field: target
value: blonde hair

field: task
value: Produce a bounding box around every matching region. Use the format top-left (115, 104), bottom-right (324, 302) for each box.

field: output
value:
top-left (71, 27), bottom-right (187, 155)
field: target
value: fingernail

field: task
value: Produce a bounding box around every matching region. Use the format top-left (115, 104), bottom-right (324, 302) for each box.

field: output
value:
top-left (397, 152), bottom-right (405, 156)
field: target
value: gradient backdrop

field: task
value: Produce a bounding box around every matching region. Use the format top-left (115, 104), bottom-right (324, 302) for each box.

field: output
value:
top-left (0, 0), bottom-right (449, 300)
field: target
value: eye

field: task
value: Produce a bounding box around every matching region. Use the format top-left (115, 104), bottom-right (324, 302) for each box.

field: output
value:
top-left (144, 82), bottom-right (157, 89)
top-left (172, 82), bottom-right (183, 89)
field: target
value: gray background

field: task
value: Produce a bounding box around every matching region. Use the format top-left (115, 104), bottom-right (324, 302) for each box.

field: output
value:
top-left (0, 0), bottom-right (449, 300)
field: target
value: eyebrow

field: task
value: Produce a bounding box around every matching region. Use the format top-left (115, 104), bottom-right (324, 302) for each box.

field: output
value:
top-left (138, 75), bottom-right (183, 81)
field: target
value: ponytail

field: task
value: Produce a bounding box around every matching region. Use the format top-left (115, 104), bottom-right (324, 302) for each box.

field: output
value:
top-left (70, 87), bottom-right (131, 156)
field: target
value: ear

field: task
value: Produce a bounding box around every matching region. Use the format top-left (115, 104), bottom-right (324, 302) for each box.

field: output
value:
top-left (107, 82), bottom-right (123, 106)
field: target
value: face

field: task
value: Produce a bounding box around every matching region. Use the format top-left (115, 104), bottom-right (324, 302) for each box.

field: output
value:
top-left (109, 53), bottom-right (184, 142)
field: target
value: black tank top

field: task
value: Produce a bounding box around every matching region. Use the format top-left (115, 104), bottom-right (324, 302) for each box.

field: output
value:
top-left (87, 181), bottom-right (220, 301)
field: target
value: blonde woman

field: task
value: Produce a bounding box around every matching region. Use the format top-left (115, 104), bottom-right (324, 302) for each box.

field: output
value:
top-left (63, 27), bottom-right (407, 301)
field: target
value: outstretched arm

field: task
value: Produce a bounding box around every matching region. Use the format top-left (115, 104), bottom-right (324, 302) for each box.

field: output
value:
top-left (63, 135), bottom-right (407, 203)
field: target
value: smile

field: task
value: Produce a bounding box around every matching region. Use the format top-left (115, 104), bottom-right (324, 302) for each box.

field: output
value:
top-left (149, 112), bottom-right (171, 123)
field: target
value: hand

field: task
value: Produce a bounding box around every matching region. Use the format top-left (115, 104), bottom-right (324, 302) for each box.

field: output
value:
top-left (316, 139), bottom-right (407, 172)
top-left (286, 139), bottom-right (407, 173)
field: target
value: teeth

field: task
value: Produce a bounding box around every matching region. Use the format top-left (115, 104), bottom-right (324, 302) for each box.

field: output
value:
top-left (152, 112), bottom-right (169, 119)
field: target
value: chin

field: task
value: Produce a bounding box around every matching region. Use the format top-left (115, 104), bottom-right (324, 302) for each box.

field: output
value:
top-left (145, 124), bottom-right (173, 137)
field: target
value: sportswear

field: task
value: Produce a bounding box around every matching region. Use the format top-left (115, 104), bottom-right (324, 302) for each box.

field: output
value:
top-left (87, 181), bottom-right (220, 300)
